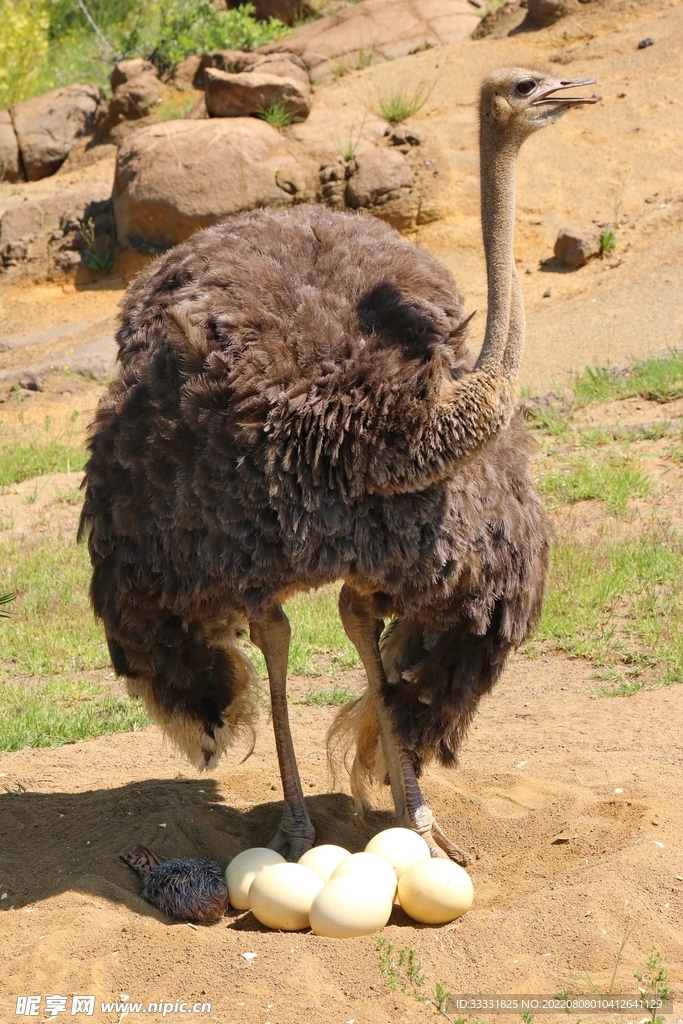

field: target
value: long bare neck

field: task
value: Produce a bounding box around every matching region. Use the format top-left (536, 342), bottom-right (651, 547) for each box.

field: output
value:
top-left (475, 130), bottom-right (521, 376)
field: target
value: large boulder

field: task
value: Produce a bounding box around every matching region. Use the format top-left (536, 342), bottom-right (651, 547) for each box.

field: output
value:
top-left (204, 67), bottom-right (311, 118)
top-left (10, 84), bottom-right (106, 181)
top-left (0, 110), bottom-right (22, 182)
top-left (113, 118), bottom-right (313, 250)
top-left (260, 0), bottom-right (480, 81)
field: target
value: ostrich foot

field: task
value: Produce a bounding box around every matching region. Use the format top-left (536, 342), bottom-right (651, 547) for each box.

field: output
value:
top-left (267, 805), bottom-right (316, 862)
top-left (410, 805), bottom-right (473, 867)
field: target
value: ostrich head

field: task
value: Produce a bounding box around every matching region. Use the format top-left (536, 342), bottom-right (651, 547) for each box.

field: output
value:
top-left (480, 66), bottom-right (597, 144)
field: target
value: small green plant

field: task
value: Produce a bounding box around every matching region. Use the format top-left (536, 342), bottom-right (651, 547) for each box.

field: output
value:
top-left (257, 98), bottom-right (304, 129)
top-left (634, 948), bottom-right (670, 1024)
top-left (521, 1013), bottom-right (534, 1024)
top-left (334, 116), bottom-right (367, 162)
top-left (296, 683), bottom-right (358, 707)
top-left (376, 81), bottom-right (433, 124)
top-left (376, 940), bottom-right (455, 1021)
top-left (599, 228), bottom-right (617, 255)
top-left (79, 217), bottom-right (114, 273)
top-left (0, 592), bottom-right (15, 618)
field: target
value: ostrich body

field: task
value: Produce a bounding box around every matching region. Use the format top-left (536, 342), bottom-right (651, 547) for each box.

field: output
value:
top-left (80, 69), bottom-right (595, 862)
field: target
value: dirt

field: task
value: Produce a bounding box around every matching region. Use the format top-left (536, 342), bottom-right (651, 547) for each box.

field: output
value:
top-left (0, 658), bottom-right (681, 1022)
top-left (1, 0), bottom-right (683, 1019)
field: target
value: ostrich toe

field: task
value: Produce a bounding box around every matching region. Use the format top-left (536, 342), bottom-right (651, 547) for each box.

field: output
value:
top-left (267, 803), bottom-right (316, 862)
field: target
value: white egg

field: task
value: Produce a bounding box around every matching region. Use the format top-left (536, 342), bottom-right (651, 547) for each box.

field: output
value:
top-left (225, 848), bottom-right (284, 910)
top-left (310, 875), bottom-right (394, 938)
top-left (398, 858), bottom-right (474, 924)
top-left (298, 844), bottom-right (350, 882)
top-left (365, 827), bottom-right (431, 880)
top-left (249, 862), bottom-right (325, 931)
top-left (330, 851), bottom-right (398, 900)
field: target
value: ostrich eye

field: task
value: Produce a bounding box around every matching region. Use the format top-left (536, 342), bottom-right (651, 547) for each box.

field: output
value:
top-left (516, 79), bottom-right (537, 97)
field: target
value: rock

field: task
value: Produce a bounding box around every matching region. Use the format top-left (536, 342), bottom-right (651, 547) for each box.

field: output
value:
top-left (0, 186), bottom-right (114, 282)
top-left (260, 0), bottom-right (480, 82)
top-left (0, 110), bottom-right (22, 182)
top-left (385, 123), bottom-right (421, 152)
top-left (10, 84), bottom-right (106, 181)
top-left (554, 225), bottom-right (601, 269)
top-left (113, 118), bottom-right (313, 250)
top-left (204, 68), bottom-right (311, 119)
top-left (231, 0), bottom-right (306, 23)
top-left (286, 107), bottom-right (389, 162)
top-left (520, 388), bottom-right (574, 419)
top-left (18, 375), bottom-right (43, 392)
top-left (345, 147), bottom-right (414, 209)
top-left (174, 54), bottom-right (204, 90)
top-left (109, 74), bottom-right (161, 122)
top-left (110, 59), bottom-right (157, 91)
top-left (196, 50), bottom-right (310, 91)
top-left (526, 0), bottom-right (573, 21)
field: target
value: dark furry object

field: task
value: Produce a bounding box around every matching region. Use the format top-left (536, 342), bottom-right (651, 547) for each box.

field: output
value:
top-left (80, 204), bottom-right (551, 775)
top-left (121, 846), bottom-right (228, 923)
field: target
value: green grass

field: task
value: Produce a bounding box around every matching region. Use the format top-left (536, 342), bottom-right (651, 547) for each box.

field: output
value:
top-left (376, 81), bottom-right (433, 124)
top-left (0, 413), bottom-right (86, 489)
top-left (537, 452), bottom-right (652, 516)
top-left (295, 682), bottom-right (359, 707)
top-left (572, 348), bottom-right (683, 406)
top-left (257, 98), bottom-right (304, 129)
top-left (599, 228), bottom-right (617, 255)
top-left (528, 531), bottom-right (683, 693)
top-left (0, 536), bottom-right (108, 676)
top-left (0, 677), bottom-right (148, 752)
top-left (246, 585), bottom-right (360, 677)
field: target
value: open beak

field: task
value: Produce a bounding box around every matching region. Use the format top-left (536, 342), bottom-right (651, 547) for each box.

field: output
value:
top-left (532, 77), bottom-right (598, 106)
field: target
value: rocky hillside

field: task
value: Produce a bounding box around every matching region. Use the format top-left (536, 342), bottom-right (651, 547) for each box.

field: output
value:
top-left (1, 0), bottom-right (681, 390)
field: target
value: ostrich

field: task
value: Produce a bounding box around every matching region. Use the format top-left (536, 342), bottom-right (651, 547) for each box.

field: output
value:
top-left (80, 67), bottom-right (595, 864)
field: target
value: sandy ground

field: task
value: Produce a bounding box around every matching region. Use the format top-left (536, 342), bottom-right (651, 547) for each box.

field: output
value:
top-left (1, 660), bottom-right (682, 1022)
top-left (2, 0), bottom-right (683, 1019)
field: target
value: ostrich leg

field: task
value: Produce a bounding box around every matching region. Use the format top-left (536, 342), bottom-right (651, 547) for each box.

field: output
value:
top-left (250, 604), bottom-right (316, 860)
top-left (338, 585), bottom-right (471, 866)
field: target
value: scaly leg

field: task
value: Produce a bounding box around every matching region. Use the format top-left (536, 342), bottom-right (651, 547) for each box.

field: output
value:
top-left (250, 604), bottom-right (316, 861)
top-left (339, 584), bottom-right (471, 866)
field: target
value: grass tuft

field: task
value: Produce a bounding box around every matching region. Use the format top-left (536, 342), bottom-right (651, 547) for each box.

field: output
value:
top-left (257, 98), bottom-right (304, 129)
top-left (599, 228), bottom-right (617, 255)
top-left (376, 81), bottom-right (433, 124)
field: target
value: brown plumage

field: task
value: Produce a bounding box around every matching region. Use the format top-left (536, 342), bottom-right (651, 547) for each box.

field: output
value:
top-left (80, 67), bottom-right (595, 863)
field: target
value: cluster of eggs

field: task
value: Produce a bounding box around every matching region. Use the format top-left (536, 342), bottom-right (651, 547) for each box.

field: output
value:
top-left (225, 827), bottom-right (474, 938)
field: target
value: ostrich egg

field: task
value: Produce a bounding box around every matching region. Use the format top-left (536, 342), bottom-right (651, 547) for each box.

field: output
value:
top-left (249, 862), bottom-right (324, 931)
top-left (365, 827), bottom-right (431, 880)
top-left (331, 851), bottom-right (398, 900)
top-left (298, 844), bottom-right (350, 882)
top-left (225, 848), bottom-right (284, 910)
top-left (309, 875), bottom-right (394, 938)
top-left (398, 858), bottom-right (474, 924)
